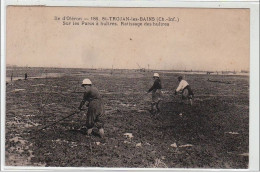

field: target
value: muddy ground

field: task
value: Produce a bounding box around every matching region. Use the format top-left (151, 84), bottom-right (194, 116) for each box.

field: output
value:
top-left (5, 67), bottom-right (249, 168)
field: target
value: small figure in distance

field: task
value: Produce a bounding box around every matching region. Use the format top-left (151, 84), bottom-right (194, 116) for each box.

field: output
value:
top-left (11, 72), bottom-right (13, 81)
top-left (24, 73), bottom-right (28, 80)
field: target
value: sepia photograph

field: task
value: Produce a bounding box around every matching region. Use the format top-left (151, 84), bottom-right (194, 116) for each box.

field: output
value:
top-left (1, 3), bottom-right (259, 170)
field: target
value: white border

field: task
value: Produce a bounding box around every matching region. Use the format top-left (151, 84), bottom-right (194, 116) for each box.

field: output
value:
top-left (1, 0), bottom-right (259, 172)
top-left (2, 0), bottom-right (260, 7)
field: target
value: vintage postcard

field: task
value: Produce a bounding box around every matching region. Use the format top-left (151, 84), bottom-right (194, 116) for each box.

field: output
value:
top-left (1, 2), bottom-right (259, 171)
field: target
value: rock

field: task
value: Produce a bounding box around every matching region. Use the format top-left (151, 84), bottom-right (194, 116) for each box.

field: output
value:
top-left (123, 133), bottom-right (133, 139)
top-left (9, 136), bottom-right (19, 143)
top-left (170, 143), bottom-right (177, 148)
top-left (25, 124), bottom-right (33, 128)
top-left (179, 144), bottom-right (193, 148)
top-left (153, 158), bottom-right (168, 168)
top-left (136, 143), bottom-right (142, 147)
top-left (13, 89), bottom-right (25, 92)
top-left (123, 140), bottom-right (131, 144)
top-left (239, 153), bottom-right (249, 157)
top-left (96, 142), bottom-right (100, 146)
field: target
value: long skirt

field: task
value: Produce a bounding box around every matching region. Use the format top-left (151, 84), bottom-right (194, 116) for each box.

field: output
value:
top-left (85, 99), bottom-right (105, 129)
top-left (152, 89), bottom-right (162, 104)
top-left (182, 85), bottom-right (194, 100)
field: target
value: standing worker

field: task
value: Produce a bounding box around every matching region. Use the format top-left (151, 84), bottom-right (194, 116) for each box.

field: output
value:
top-left (147, 73), bottom-right (162, 115)
top-left (24, 73), bottom-right (28, 80)
top-left (175, 76), bottom-right (194, 105)
top-left (78, 78), bottom-right (105, 138)
top-left (11, 72), bottom-right (13, 81)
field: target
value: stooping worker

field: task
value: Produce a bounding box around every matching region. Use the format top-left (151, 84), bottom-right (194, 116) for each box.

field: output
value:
top-left (78, 78), bottom-right (105, 138)
top-left (175, 76), bottom-right (194, 105)
top-left (147, 73), bottom-right (162, 115)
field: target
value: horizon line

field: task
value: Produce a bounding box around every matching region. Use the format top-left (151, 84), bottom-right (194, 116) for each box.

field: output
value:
top-left (5, 65), bottom-right (249, 72)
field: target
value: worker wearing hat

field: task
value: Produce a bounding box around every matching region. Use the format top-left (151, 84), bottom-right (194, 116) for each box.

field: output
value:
top-left (147, 73), bottom-right (162, 115)
top-left (78, 78), bottom-right (105, 138)
top-left (175, 76), bottom-right (194, 105)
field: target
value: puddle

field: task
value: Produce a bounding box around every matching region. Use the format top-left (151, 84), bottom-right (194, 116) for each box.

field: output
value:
top-left (225, 132), bottom-right (239, 135)
top-left (13, 89), bottom-right (25, 92)
top-left (6, 136), bottom-right (46, 166)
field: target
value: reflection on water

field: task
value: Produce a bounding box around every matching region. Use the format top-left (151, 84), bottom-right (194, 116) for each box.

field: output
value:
top-left (6, 73), bottom-right (64, 82)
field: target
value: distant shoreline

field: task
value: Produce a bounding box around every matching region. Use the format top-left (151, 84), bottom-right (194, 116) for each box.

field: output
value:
top-left (6, 66), bottom-right (249, 74)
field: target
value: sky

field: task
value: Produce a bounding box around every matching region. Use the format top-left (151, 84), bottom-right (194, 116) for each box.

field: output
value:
top-left (6, 7), bottom-right (250, 71)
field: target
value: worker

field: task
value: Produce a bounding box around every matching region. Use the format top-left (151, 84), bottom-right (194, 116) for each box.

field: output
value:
top-left (25, 73), bottom-right (28, 80)
top-left (78, 78), bottom-right (105, 138)
top-left (147, 73), bottom-right (162, 115)
top-left (11, 73), bottom-right (13, 81)
top-left (175, 76), bottom-right (194, 105)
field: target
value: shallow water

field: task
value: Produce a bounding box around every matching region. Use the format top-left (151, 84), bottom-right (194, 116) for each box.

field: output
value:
top-left (6, 73), bottom-right (64, 82)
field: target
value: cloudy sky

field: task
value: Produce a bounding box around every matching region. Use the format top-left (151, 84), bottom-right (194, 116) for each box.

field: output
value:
top-left (6, 7), bottom-right (249, 71)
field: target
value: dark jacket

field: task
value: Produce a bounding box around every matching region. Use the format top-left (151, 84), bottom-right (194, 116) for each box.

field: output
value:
top-left (79, 86), bottom-right (101, 109)
top-left (148, 78), bottom-right (162, 93)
